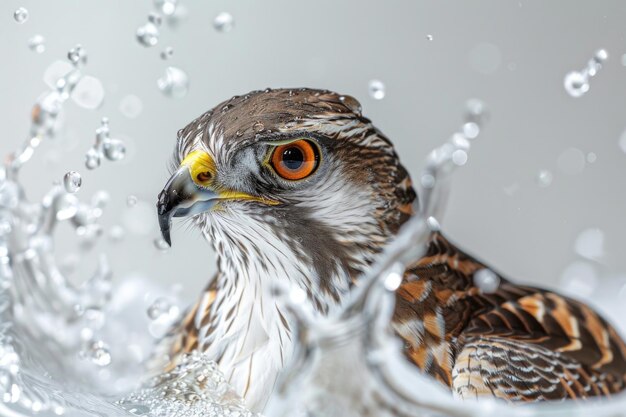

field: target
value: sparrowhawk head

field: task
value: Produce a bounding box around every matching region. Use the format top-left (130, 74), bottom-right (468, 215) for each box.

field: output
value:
top-left (157, 88), bottom-right (416, 304)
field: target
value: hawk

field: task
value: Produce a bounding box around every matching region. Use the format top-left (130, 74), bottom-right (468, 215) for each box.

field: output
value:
top-left (156, 88), bottom-right (626, 412)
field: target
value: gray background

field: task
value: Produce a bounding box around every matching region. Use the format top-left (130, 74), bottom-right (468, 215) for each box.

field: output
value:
top-left (2, 0), bottom-right (625, 312)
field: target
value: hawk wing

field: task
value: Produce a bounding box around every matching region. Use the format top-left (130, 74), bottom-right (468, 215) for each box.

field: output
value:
top-left (393, 232), bottom-right (626, 402)
top-left (454, 282), bottom-right (626, 401)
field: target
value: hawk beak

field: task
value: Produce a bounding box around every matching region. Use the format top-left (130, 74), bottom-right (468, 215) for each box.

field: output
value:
top-left (157, 150), bottom-right (219, 247)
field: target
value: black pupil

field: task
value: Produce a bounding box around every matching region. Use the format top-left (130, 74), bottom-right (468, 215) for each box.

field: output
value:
top-left (282, 147), bottom-right (304, 170)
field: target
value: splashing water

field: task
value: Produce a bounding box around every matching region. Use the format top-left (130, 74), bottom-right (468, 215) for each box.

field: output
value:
top-left (564, 49), bottom-right (608, 98)
top-left (85, 118), bottom-right (126, 169)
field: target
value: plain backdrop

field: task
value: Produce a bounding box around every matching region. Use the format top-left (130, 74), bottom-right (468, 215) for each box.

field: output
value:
top-left (1, 0), bottom-right (625, 311)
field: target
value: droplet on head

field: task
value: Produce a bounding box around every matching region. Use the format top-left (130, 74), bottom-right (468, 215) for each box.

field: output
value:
top-left (213, 12), bottom-right (234, 33)
top-left (339, 95), bottom-right (363, 116)
top-left (368, 79), bottom-right (386, 100)
top-left (63, 171), bottom-right (82, 193)
top-left (252, 121), bottom-right (265, 133)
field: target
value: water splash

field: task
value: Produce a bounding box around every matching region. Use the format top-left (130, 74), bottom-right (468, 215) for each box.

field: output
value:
top-left (85, 118), bottom-right (126, 170)
top-left (564, 49), bottom-right (608, 98)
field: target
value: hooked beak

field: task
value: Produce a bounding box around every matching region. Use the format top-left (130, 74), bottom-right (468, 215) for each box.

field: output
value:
top-left (157, 150), bottom-right (220, 247)
top-left (157, 150), bottom-right (278, 247)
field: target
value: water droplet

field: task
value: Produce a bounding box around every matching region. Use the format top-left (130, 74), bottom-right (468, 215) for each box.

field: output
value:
top-left (67, 44), bottom-right (87, 66)
top-left (136, 22), bottom-right (159, 47)
top-left (619, 129), bottom-right (626, 154)
top-left (557, 147), bottom-right (586, 175)
top-left (452, 149), bottom-right (468, 166)
top-left (13, 7), bottom-right (28, 23)
top-left (86, 340), bottom-right (112, 366)
top-left (252, 121), bottom-right (265, 133)
top-left (426, 216), bottom-right (440, 231)
top-left (63, 171), bottom-right (82, 193)
top-left (160, 46), bottom-right (174, 60)
top-left (85, 148), bottom-right (101, 170)
top-left (622, 53), bottom-right (626, 67)
top-left (384, 270), bottom-right (403, 291)
top-left (126, 195), bottom-right (138, 207)
top-left (586, 152), bottom-right (597, 163)
top-left (536, 169), bottom-right (553, 187)
top-left (473, 268), bottom-right (500, 293)
top-left (426, 34), bottom-right (433, 41)
top-left (147, 297), bottom-right (178, 320)
top-left (154, 237), bottom-right (170, 251)
top-left (72, 75), bottom-right (105, 109)
top-left (154, 0), bottom-right (177, 16)
top-left (420, 173), bottom-right (435, 189)
top-left (119, 94), bottom-right (143, 119)
top-left (148, 12), bottom-right (162, 26)
top-left (157, 66), bottom-right (189, 98)
top-left (462, 122), bottom-right (480, 139)
top-left (28, 35), bottom-right (46, 54)
top-left (574, 228), bottom-right (604, 261)
top-left (564, 71), bottom-right (589, 98)
top-left (339, 95), bottom-right (362, 116)
top-left (368, 79), bottom-right (385, 100)
top-left (213, 12), bottom-right (234, 33)
top-left (103, 139), bottom-right (126, 161)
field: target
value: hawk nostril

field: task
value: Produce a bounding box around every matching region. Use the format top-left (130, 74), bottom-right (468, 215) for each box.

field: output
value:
top-left (196, 172), bottom-right (212, 182)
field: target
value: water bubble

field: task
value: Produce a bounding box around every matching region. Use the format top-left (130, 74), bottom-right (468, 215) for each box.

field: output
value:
top-left (557, 147), bottom-right (586, 175)
top-left (157, 66), bottom-right (189, 98)
top-left (72, 75), bottom-right (105, 109)
top-left (155, 0), bottom-right (177, 16)
top-left (536, 169), bottom-right (553, 187)
top-left (147, 297), bottom-right (178, 320)
top-left (85, 148), bottom-right (101, 170)
top-left (213, 12), bottom-right (234, 33)
top-left (85, 340), bottom-right (112, 367)
top-left (126, 195), bottom-right (138, 207)
top-left (160, 46), bottom-right (174, 60)
top-left (119, 94), bottom-right (143, 119)
top-left (153, 237), bottom-right (170, 251)
top-left (473, 268), bottom-right (500, 293)
top-left (368, 79), bottom-right (386, 100)
top-left (103, 139), bottom-right (126, 161)
top-left (13, 7), bottom-right (28, 23)
top-left (574, 228), bottom-right (604, 261)
top-left (426, 34), bottom-right (433, 41)
top-left (136, 22), bottom-right (159, 47)
top-left (67, 44), bottom-right (87, 66)
top-left (28, 35), bottom-right (46, 54)
top-left (63, 171), bottom-right (82, 193)
top-left (564, 71), bottom-right (589, 98)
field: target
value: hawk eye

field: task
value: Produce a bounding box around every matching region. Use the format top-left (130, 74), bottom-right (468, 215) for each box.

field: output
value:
top-left (270, 139), bottom-right (319, 180)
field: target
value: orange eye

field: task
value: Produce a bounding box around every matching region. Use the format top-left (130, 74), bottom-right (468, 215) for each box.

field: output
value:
top-left (270, 139), bottom-right (320, 180)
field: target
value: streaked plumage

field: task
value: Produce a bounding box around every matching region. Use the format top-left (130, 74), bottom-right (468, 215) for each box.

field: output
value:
top-left (155, 88), bottom-right (626, 412)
